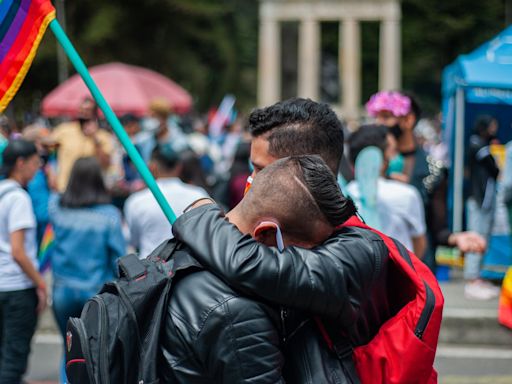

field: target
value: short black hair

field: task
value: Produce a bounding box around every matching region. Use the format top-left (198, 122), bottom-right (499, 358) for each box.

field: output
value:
top-left (248, 98), bottom-right (344, 174)
top-left (179, 150), bottom-right (209, 191)
top-left (60, 157), bottom-right (111, 208)
top-left (295, 155), bottom-right (356, 226)
top-left (120, 113), bottom-right (139, 125)
top-left (348, 125), bottom-right (389, 165)
top-left (151, 143), bottom-right (180, 171)
top-left (1, 139), bottom-right (38, 177)
top-left (246, 155), bottom-right (356, 242)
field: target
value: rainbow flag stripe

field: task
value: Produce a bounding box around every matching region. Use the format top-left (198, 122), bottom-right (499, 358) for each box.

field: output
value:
top-left (38, 222), bottom-right (54, 273)
top-left (0, 0), bottom-right (55, 113)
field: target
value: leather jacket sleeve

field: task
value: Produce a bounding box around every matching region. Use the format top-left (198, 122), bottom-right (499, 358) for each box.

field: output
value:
top-left (172, 205), bottom-right (386, 323)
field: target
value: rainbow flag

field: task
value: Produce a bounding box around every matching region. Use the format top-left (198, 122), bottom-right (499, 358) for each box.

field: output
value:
top-left (0, 0), bottom-right (55, 113)
top-left (38, 222), bottom-right (54, 273)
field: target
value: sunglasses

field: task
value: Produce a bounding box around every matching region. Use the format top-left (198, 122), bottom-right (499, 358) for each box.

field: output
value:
top-left (78, 117), bottom-right (99, 126)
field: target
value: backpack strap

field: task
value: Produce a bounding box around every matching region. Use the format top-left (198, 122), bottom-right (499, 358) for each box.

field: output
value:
top-left (118, 239), bottom-right (191, 280)
top-left (147, 238), bottom-right (179, 262)
top-left (118, 253), bottom-right (146, 280)
top-left (315, 318), bottom-right (360, 382)
top-left (343, 216), bottom-right (418, 276)
top-left (171, 249), bottom-right (203, 274)
top-left (118, 240), bottom-right (202, 281)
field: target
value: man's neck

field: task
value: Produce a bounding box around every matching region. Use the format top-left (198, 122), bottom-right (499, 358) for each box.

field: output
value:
top-left (225, 205), bottom-right (252, 235)
top-left (9, 174), bottom-right (24, 186)
top-left (156, 170), bottom-right (180, 180)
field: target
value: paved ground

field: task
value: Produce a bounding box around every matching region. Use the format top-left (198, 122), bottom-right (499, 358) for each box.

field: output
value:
top-left (26, 334), bottom-right (61, 383)
top-left (25, 276), bottom-right (512, 383)
top-left (434, 277), bottom-right (512, 382)
top-left (26, 341), bottom-right (512, 383)
top-left (435, 344), bottom-right (512, 383)
top-left (439, 276), bottom-right (500, 312)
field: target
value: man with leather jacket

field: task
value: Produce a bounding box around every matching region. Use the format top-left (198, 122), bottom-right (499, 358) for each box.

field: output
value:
top-left (159, 154), bottom-right (357, 383)
top-left (170, 98), bottom-right (392, 383)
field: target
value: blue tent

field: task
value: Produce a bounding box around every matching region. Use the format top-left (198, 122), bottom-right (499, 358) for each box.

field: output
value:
top-left (442, 25), bottom-right (512, 232)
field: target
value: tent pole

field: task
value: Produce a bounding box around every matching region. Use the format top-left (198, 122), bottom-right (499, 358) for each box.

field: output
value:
top-left (49, 19), bottom-right (177, 224)
top-left (453, 88), bottom-right (465, 232)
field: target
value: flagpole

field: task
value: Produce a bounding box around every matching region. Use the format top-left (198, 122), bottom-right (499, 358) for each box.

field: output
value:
top-left (49, 19), bottom-right (177, 224)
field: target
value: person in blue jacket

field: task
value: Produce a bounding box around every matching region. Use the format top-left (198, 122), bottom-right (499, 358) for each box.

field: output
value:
top-left (49, 156), bottom-right (126, 383)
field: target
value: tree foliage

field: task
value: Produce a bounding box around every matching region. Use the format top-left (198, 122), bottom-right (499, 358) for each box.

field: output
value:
top-left (401, 0), bottom-right (506, 113)
top-left (10, 0), bottom-right (509, 118)
top-left (14, 0), bottom-right (258, 116)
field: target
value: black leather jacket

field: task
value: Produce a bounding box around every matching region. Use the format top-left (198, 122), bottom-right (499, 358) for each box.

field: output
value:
top-left (159, 249), bottom-right (355, 383)
top-left (171, 205), bottom-right (391, 382)
top-left (159, 265), bottom-right (286, 383)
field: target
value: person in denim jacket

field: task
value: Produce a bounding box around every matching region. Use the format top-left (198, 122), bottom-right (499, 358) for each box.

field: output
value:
top-left (48, 156), bottom-right (126, 383)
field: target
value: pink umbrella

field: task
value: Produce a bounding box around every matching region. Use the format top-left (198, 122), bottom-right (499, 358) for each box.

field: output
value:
top-left (41, 62), bottom-right (192, 117)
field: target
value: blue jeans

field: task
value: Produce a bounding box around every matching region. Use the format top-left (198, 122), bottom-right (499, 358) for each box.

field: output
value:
top-left (0, 288), bottom-right (38, 384)
top-left (52, 283), bottom-right (98, 384)
top-left (464, 198), bottom-right (495, 280)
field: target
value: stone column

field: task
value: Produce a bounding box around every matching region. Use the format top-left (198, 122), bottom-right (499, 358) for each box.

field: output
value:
top-left (258, 17), bottom-right (281, 107)
top-left (341, 19), bottom-right (361, 120)
top-left (379, 18), bottom-right (401, 91)
top-left (298, 19), bottom-right (320, 100)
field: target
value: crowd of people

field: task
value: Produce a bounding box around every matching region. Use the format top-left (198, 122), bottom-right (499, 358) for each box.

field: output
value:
top-left (0, 91), bottom-right (504, 383)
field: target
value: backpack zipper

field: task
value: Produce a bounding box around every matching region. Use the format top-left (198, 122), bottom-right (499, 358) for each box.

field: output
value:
top-left (92, 297), bottom-right (110, 384)
top-left (414, 281), bottom-right (435, 339)
top-left (68, 317), bottom-right (96, 383)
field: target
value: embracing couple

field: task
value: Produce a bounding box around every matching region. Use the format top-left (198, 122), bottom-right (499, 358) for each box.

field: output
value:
top-left (157, 98), bottom-right (442, 383)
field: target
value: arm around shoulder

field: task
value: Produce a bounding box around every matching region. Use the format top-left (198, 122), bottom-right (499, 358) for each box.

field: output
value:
top-left (172, 204), bottom-right (368, 319)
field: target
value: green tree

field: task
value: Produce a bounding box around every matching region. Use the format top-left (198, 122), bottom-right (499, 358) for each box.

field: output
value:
top-left (10, 0), bottom-right (509, 119)
top-left (401, 0), bottom-right (506, 113)
top-left (13, 0), bottom-right (258, 117)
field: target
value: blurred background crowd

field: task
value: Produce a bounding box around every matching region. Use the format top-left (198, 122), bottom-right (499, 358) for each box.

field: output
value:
top-left (2, 0), bottom-right (512, 382)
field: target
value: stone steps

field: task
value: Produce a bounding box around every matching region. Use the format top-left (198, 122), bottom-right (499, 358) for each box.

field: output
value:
top-left (439, 308), bottom-right (512, 346)
top-left (438, 279), bottom-right (512, 346)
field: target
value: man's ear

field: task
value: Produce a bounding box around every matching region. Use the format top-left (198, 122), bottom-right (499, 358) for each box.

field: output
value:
top-left (253, 221), bottom-right (279, 247)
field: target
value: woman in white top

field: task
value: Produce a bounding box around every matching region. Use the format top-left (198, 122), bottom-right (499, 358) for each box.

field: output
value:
top-left (0, 139), bottom-right (46, 383)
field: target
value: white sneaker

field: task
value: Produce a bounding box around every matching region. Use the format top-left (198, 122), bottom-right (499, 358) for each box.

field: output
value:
top-left (464, 280), bottom-right (500, 300)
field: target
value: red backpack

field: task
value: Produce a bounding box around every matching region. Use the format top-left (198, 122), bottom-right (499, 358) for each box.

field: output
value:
top-left (318, 217), bottom-right (444, 384)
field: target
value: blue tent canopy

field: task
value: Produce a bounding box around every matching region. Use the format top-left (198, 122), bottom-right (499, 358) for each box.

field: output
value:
top-left (442, 25), bottom-right (512, 232)
top-left (443, 25), bottom-right (512, 103)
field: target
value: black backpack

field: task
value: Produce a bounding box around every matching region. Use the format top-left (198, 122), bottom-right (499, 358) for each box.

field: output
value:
top-left (65, 239), bottom-right (202, 384)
